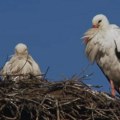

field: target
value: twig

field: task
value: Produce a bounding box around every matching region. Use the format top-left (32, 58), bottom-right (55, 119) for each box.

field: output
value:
top-left (56, 99), bottom-right (60, 120)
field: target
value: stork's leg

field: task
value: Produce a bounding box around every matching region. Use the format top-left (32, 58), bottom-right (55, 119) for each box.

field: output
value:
top-left (110, 80), bottom-right (115, 97)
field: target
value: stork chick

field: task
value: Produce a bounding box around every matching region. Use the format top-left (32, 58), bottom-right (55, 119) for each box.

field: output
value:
top-left (2, 43), bottom-right (42, 81)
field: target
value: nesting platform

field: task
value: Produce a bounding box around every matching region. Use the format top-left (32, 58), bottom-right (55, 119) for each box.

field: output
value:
top-left (0, 75), bottom-right (120, 120)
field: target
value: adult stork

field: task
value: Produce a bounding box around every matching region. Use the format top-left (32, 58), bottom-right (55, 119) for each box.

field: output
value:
top-left (83, 14), bottom-right (120, 97)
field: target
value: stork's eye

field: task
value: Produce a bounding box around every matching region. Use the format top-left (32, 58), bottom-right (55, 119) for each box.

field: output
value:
top-left (98, 20), bottom-right (102, 23)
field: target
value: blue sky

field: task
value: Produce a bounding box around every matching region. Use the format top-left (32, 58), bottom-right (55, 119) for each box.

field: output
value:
top-left (0, 0), bottom-right (120, 92)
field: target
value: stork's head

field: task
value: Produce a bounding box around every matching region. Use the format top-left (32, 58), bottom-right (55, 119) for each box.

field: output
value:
top-left (15, 43), bottom-right (28, 55)
top-left (92, 14), bottom-right (109, 29)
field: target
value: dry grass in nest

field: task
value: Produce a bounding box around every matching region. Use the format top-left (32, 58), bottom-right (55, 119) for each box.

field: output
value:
top-left (0, 75), bottom-right (120, 120)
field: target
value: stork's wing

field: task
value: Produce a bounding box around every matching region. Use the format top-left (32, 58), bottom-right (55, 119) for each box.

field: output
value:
top-left (114, 40), bottom-right (120, 59)
top-left (97, 63), bottom-right (120, 95)
top-left (111, 24), bottom-right (120, 58)
top-left (28, 55), bottom-right (42, 76)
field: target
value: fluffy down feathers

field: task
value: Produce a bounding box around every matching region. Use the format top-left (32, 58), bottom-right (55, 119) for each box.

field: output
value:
top-left (2, 43), bottom-right (42, 80)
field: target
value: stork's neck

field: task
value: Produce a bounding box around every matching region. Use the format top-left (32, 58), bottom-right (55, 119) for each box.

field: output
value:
top-left (100, 20), bottom-right (110, 29)
top-left (99, 24), bottom-right (109, 30)
top-left (15, 53), bottom-right (28, 58)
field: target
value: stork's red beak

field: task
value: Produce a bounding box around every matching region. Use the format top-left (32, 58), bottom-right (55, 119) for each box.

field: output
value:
top-left (92, 24), bottom-right (99, 28)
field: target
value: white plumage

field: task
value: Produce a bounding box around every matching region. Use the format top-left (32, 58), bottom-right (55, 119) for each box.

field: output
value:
top-left (83, 14), bottom-right (120, 96)
top-left (2, 43), bottom-right (42, 80)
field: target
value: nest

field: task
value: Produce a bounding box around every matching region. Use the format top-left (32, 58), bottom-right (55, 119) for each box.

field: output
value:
top-left (0, 75), bottom-right (120, 120)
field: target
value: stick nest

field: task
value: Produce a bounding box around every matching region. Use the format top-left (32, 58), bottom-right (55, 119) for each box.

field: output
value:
top-left (0, 75), bottom-right (120, 120)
